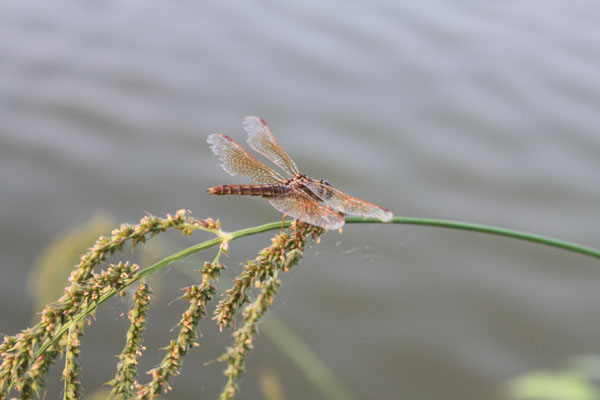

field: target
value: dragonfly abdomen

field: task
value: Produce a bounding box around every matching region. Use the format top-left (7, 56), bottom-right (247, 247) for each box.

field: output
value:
top-left (207, 184), bottom-right (287, 198)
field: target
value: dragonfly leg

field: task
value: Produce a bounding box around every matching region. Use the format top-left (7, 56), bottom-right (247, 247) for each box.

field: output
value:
top-left (280, 214), bottom-right (288, 233)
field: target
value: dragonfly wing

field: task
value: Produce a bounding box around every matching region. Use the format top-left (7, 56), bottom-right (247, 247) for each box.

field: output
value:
top-left (243, 116), bottom-right (300, 177)
top-left (269, 190), bottom-right (345, 230)
top-left (303, 180), bottom-right (393, 222)
top-left (207, 134), bottom-right (284, 184)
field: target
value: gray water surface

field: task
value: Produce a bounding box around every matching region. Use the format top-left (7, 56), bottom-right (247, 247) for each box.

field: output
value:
top-left (1, 1), bottom-right (600, 399)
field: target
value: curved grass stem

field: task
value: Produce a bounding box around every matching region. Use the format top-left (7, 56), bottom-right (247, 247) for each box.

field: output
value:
top-left (34, 217), bottom-right (600, 364)
top-left (14, 215), bottom-right (599, 396)
top-left (346, 216), bottom-right (600, 259)
top-left (26, 222), bottom-right (289, 380)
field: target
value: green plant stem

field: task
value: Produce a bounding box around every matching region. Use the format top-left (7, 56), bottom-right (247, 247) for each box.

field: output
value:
top-left (261, 316), bottom-right (357, 400)
top-left (27, 223), bottom-right (280, 374)
top-left (347, 216), bottom-right (600, 259)
top-left (23, 216), bottom-right (599, 392)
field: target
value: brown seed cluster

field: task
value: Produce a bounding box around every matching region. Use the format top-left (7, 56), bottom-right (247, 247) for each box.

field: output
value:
top-left (135, 280), bottom-right (218, 399)
top-left (108, 282), bottom-right (152, 399)
top-left (217, 222), bottom-right (324, 399)
top-left (0, 211), bottom-right (325, 400)
top-left (0, 210), bottom-right (213, 397)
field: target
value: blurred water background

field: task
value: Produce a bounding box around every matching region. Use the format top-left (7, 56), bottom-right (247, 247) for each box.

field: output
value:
top-left (1, 1), bottom-right (600, 399)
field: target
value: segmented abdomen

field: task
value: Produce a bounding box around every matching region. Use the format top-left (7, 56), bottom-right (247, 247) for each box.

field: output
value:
top-left (207, 184), bottom-right (287, 198)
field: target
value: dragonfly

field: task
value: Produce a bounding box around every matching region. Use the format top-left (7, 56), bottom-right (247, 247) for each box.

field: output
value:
top-left (206, 116), bottom-right (393, 230)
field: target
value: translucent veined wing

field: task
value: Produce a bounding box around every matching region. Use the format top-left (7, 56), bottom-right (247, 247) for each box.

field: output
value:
top-left (302, 180), bottom-right (393, 222)
top-left (243, 116), bottom-right (300, 177)
top-left (269, 191), bottom-right (345, 230)
top-left (207, 134), bottom-right (285, 184)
